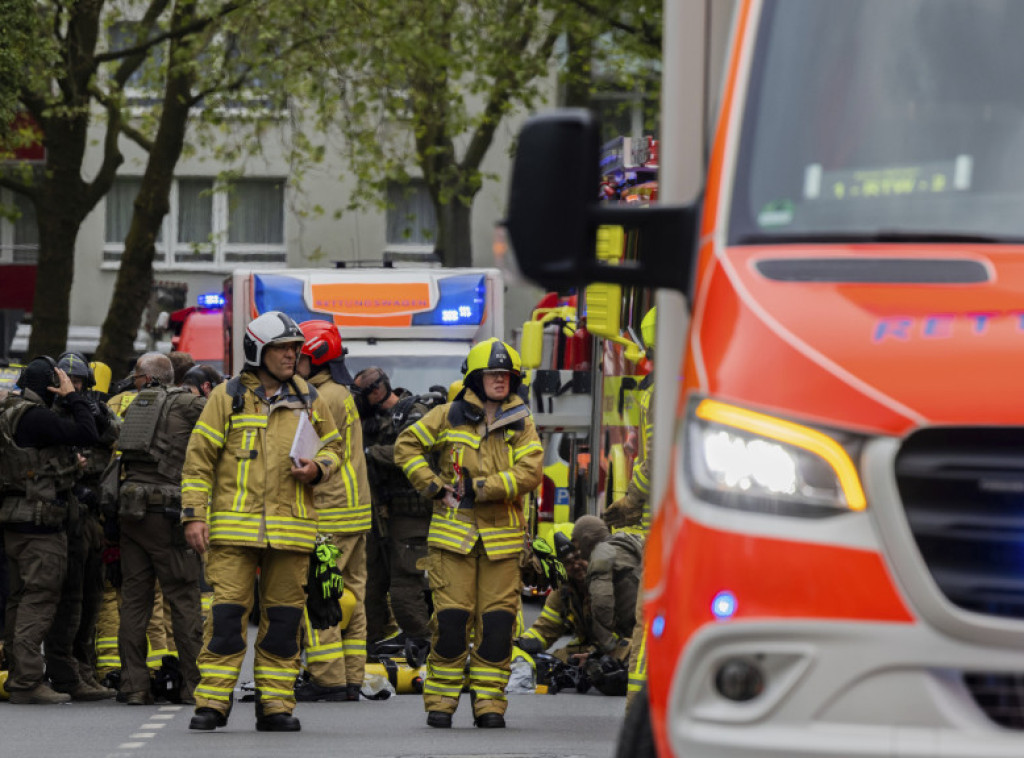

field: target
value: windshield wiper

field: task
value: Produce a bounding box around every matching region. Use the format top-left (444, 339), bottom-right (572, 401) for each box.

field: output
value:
top-left (734, 230), bottom-right (1016, 246)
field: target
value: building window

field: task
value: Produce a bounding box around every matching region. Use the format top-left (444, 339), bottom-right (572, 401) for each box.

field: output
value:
top-left (103, 177), bottom-right (286, 269)
top-left (0, 189), bottom-right (40, 264)
top-left (386, 179), bottom-right (437, 253)
top-left (107, 21), bottom-right (167, 109)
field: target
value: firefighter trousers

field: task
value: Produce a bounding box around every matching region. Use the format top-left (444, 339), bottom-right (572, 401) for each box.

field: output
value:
top-left (626, 574), bottom-right (647, 706)
top-left (195, 544), bottom-right (307, 717)
top-left (422, 541), bottom-right (520, 718)
top-left (3, 529), bottom-right (67, 691)
top-left (302, 532), bottom-right (367, 687)
top-left (118, 513), bottom-right (203, 698)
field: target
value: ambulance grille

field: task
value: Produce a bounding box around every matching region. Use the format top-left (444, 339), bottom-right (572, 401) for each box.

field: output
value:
top-left (963, 673), bottom-right (1024, 729)
top-left (895, 427), bottom-right (1024, 620)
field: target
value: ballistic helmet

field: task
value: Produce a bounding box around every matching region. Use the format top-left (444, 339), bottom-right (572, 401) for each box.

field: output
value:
top-left (242, 311), bottom-right (305, 368)
top-left (571, 515), bottom-right (610, 561)
top-left (57, 351), bottom-right (94, 389)
top-left (17, 356), bottom-right (60, 406)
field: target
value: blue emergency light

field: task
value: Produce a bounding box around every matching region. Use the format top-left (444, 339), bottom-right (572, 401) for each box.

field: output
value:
top-left (197, 292), bottom-right (226, 309)
top-left (412, 274), bottom-right (485, 326)
top-left (712, 591), bottom-right (737, 620)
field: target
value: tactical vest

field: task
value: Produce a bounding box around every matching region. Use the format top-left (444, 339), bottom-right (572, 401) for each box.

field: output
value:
top-left (0, 395), bottom-right (79, 528)
top-left (59, 395), bottom-right (119, 484)
top-left (370, 391), bottom-right (441, 517)
top-left (119, 386), bottom-right (193, 481)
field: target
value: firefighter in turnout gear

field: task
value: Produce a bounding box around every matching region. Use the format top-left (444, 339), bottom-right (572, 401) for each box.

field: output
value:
top-left (395, 338), bottom-right (543, 729)
top-left (182, 311), bottom-right (345, 733)
top-left (601, 306), bottom-right (656, 705)
top-left (294, 320), bottom-right (372, 703)
top-left (115, 352), bottom-right (206, 706)
top-left (0, 357), bottom-right (98, 704)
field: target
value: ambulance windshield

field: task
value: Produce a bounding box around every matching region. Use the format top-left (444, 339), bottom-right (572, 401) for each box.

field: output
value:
top-left (729, 0), bottom-right (1024, 246)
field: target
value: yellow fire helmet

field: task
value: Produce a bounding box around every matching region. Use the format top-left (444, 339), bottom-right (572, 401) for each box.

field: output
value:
top-left (463, 337), bottom-right (522, 377)
top-left (89, 360), bottom-right (113, 394)
top-left (447, 379), bottom-right (464, 403)
top-left (463, 337), bottom-right (523, 396)
top-left (641, 307), bottom-right (657, 351)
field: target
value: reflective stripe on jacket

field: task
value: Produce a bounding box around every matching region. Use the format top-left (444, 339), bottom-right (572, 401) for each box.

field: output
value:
top-left (180, 372), bottom-right (343, 552)
top-left (394, 388), bottom-right (543, 560)
top-left (621, 383), bottom-right (652, 534)
top-left (307, 373), bottom-right (371, 534)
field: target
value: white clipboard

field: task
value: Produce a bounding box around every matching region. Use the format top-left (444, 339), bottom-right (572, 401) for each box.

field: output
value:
top-left (289, 412), bottom-right (321, 466)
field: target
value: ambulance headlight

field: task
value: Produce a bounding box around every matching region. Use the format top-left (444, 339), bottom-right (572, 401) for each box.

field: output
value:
top-left (685, 399), bottom-right (865, 517)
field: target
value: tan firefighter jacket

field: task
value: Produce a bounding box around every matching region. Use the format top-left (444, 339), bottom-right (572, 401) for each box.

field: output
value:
top-left (615, 379), bottom-right (652, 534)
top-left (394, 388), bottom-right (543, 560)
top-left (306, 372), bottom-right (371, 535)
top-left (180, 371), bottom-right (344, 553)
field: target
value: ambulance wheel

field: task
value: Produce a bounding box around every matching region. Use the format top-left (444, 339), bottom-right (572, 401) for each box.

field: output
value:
top-left (615, 685), bottom-right (655, 758)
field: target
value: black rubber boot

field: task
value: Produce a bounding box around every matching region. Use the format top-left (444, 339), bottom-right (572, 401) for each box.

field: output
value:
top-left (346, 684), bottom-right (361, 701)
top-left (474, 712), bottom-right (506, 729)
top-left (427, 711), bottom-right (452, 728)
top-left (189, 707), bottom-right (228, 731)
top-left (294, 680), bottom-right (348, 702)
top-left (256, 712), bottom-right (301, 732)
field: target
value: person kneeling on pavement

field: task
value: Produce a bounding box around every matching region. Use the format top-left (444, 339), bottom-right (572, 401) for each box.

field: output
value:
top-left (515, 515), bottom-right (643, 696)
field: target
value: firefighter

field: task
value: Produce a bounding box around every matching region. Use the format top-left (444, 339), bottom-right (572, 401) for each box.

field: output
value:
top-left (602, 305), bottom-right (656, 706)
top-left (394, 338), bottom-right (544, 729)
top-left (181, 311), bottom-right (344, 733)
top-left (0, 357), bottom-right (98, 704)
top-left (294, 319), bottom-right (372, 703)
top-left (115, 352), bottom-right (206, 706)
top-left (45, 352), bottom-right (119, 700)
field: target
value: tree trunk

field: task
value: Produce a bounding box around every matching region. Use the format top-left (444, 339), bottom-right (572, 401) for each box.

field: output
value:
top-left (25, 122), bottom-right (92, 359)
top-left (435, 197), bottom-right (474, 268)
top-left (28, 199), bottom-right (84, 358)
top-left (95, 3), bottom-right (198, 378)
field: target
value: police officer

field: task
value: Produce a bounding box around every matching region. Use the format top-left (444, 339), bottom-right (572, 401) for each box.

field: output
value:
top-left (180, 365), bottom-right (223, 398)
top-left (515, 531), bottom-right (597, 664)
top-left (115, 352), bottom-right (206, 706)
top-left (353, 367), bottom-right (438, 665)
top-left (294, 320), bottom-right (371, 702)
top-left (182, 311), bottom-right (344, 732)
top-left (602, 306), bottom-right (656, 705)
top-left (572, 515), bottom-right (642, 695)
top-left (96, 356), bottom-right (177, 692)
top-left (43, 352), bottom-right (119, 700)
top-left (516, 517), bottom-right (642, 695)
top-left (395, 338), bottom-right (543, 729)
top-left (0, 357), bottom-right (98, 704)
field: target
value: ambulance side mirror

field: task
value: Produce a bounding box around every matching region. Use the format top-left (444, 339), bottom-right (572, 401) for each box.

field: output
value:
top-left (506, 109), bottom-right (698, 293)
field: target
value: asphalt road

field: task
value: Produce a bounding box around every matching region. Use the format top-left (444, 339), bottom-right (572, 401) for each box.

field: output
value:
top-left (0, 684), bottom-right (625, 758)
top-left (0, 598), bottom-right (627, 758)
